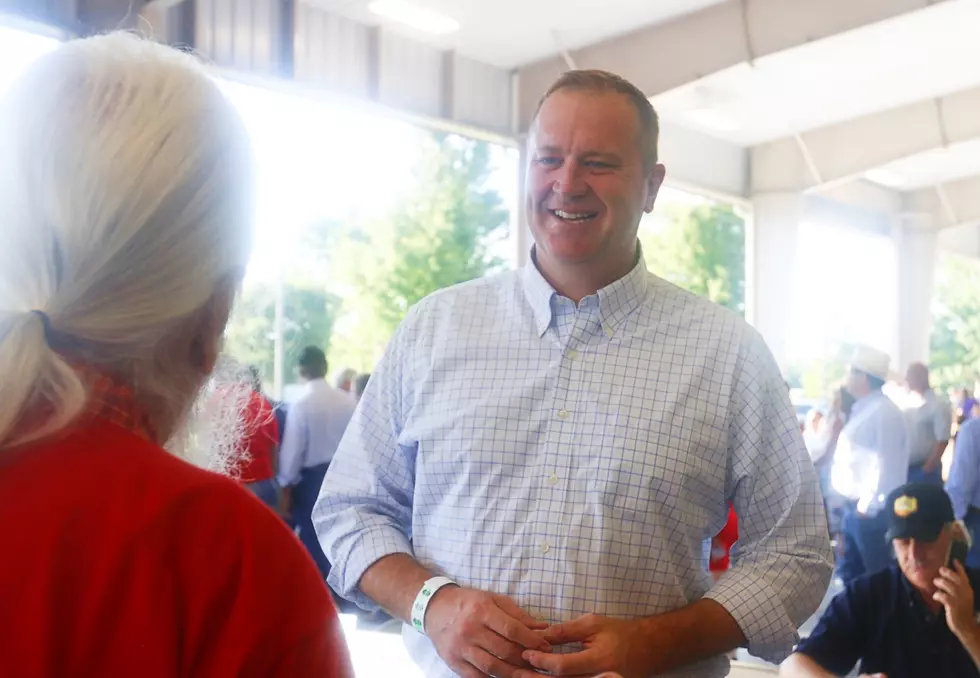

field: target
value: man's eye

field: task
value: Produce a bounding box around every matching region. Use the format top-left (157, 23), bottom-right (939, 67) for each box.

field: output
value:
top-left (585, 161), bottom-right (612, 169)
top-left (536, 157), bottom-right (561, 167)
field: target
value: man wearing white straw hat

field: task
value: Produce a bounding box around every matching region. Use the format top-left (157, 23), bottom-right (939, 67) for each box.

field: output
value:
top-left (832, 345), bottom-right (910, 583)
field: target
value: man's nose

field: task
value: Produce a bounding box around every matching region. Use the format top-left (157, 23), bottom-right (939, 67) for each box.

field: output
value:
top-left (551, 161), bottom-right (587, 197)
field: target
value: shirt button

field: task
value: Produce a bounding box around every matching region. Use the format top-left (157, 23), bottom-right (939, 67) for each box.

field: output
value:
top-left (547, 473), bottom-right (559, 485)
top-left (567, 350), bottom-right (578, 360)
top-left (557, 409), bottom-right (569, 420)
top-left (541, 543), bottom-right (551, 554)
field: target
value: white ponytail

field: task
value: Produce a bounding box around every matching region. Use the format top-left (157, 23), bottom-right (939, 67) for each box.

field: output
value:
top-left (0, 33), bottom-right (253, 449)
top-left (0, 311), bottom-right (87, 447)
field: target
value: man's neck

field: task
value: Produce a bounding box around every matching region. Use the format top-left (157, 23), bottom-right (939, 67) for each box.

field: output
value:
top-left (854, 388), bottom-right (875, 402)
top-left (532, 247), bottom-right (638, 304)
top-left (914, 582), bottom-right (944, 615)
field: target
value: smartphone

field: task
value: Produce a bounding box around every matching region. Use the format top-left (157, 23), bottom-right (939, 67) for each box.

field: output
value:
top-left (949, 539), bottom-right (969, 568)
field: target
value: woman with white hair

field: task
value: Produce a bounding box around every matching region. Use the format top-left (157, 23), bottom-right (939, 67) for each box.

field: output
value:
top-left (0, 34), bottom-right (352, 676)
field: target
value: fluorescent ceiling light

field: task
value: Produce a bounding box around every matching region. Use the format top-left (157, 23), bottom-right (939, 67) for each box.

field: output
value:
top-left (686, 107), bottom-right (739, 132)
top-left (368, 0), bottom-right (460, 35)
top-left (864, 168), bottom-right (905, 189)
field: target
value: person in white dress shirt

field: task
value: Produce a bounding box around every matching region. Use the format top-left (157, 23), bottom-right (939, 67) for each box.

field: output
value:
top-left (278, 346), bottom-right (356, 578)
top-left (904, 362), bottom-right (952, 486)
top-left (832, 345), bottom-right (909, 583)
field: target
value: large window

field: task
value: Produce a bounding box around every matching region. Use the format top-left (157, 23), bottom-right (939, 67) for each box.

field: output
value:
top-left (788, 221), bottom-right (899, 397)
top-left (639, 186), bottom-right (746, 316)
top-left (930, 252), bottom-right (980, 394)
top-left (217, 81), bottom-right (519, 398)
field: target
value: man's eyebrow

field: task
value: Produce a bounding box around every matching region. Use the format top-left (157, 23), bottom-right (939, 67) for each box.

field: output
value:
top-left (580, 151), bottom-right (622, 163)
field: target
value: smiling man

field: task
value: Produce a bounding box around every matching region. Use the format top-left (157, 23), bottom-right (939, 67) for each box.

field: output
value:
top-left (315, 70), bottom-right (832, 678)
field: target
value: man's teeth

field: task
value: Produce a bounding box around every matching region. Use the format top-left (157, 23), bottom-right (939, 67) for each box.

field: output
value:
top-left (552, 209), bottom-right (597, 221)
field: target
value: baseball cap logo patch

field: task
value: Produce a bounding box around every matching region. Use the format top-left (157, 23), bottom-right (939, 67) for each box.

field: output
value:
top-left (894, 495), bottom-right (918, 518)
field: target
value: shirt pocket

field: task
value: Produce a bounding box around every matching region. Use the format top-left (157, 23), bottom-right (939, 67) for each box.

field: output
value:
top-left (586, 392), bottom-right (726, 536)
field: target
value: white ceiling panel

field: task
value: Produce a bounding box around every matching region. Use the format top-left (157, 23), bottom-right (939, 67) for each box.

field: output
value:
top-left (865, 139), bottom-right (980, 192)
top-left (308, 0), bottom-right (726, 68)
top-left (652, 0), bottom-right (980, 146)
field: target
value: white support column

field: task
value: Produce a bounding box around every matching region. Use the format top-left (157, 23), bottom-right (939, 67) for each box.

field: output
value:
top-left (894, 215), bottom-right (938, 373)
top-left (747, 192), bottom-right (803, 372)
top-left (514, 138), bottom-right (531, 268)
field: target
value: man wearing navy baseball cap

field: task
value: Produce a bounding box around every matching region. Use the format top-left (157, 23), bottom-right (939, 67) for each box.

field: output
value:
top-left (781, 483), bottom-right (980, 677)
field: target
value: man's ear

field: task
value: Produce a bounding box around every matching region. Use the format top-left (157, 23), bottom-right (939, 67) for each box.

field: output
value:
top-left (644, 163), bottom-right (667, 212)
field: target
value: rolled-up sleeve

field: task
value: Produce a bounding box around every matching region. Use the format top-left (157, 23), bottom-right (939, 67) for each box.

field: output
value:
top-left (312, 307), bottom-right (419, 612)
top-left (704, 330), bottom-right (834, 663)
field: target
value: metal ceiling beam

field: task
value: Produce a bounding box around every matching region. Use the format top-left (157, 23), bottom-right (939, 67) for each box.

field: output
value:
top-left (906, 174), bottom-right (980, 230)
top-left (515, 0), bottom-right (950, 132)
top-left (751, 86), bottom-right (980, 194)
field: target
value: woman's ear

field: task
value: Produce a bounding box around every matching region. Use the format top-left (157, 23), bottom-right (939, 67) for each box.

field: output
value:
top-left (189, 279), bottom-right (236, 376)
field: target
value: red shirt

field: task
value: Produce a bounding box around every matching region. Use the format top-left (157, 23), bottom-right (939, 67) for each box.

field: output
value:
top-left (709, 504), bottom-right (739, 572)
top-left (0, 418), bottom-right (353, 678)
top-left (238, 390), bottom-right (279, 484)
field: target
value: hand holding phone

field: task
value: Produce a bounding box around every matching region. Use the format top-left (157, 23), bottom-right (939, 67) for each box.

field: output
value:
top-left (950, 538), bottom-right (969, 568)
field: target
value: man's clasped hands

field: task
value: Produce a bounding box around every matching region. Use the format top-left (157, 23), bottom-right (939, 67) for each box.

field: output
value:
top-left (425, 586), bottom-right (667, 678)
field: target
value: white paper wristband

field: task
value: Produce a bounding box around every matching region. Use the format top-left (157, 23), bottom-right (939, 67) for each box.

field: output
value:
top-left (410, 576), bottom-right (457, 635)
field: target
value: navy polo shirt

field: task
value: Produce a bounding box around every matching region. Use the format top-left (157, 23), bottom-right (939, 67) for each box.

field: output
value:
top-left (796, 565), bottom-right (980, 677)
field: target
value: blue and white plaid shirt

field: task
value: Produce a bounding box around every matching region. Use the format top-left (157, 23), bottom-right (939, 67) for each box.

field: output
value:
top-left (314, 254), bottom-right (833, 677)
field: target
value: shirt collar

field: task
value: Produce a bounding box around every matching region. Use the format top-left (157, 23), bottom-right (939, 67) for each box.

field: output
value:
top-left (10, 361), bottom-right (154, 448)
top-left (851, 389), bottom-right (886, 418)
top-left (521, 246), bottom-right (650, 338)
top-left (898, 567), bottom-right (949, 623)
top-left (76, 363), bottom-right (154, 442)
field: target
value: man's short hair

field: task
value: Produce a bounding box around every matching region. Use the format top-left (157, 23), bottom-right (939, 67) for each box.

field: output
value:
top-left (533, 69), bottom-right (660, 168)
top-left (907, 362), bottom-right (930, 391)
top-left (334, 367), bottom-right (357, 390)
top-left (298, 346), bottom-right (327, 380)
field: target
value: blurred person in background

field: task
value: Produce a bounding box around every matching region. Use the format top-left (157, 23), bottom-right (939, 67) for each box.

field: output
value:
top-left (0, 34), bottom-right (351, 677)
top-left (780, 483), bottom-right (980, 678)
top-left (833, 346), bottom-right (909, 583)
top-left (904, 362), bottom-right (952, 486)
top-left (816, 385), bottom-right (857, 541)
top-left (234, 365), bottom-right (281, 510)
top-left (354, 372), bottom-right (371, 402)
top-left (804, 408), bottom-right (829, 466)
top-left (334, 367), bottom-right (358, 394)
top-left (278, 346), bottom-right (356, 579)
top-left (946, 416), bottom-right (980, 567)
top-left (812, 385), bottom-right (856, 474)
top-left (961, 388), bottom-right (979, 426)
top-left (316, 69), bottom-right (831, 678)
